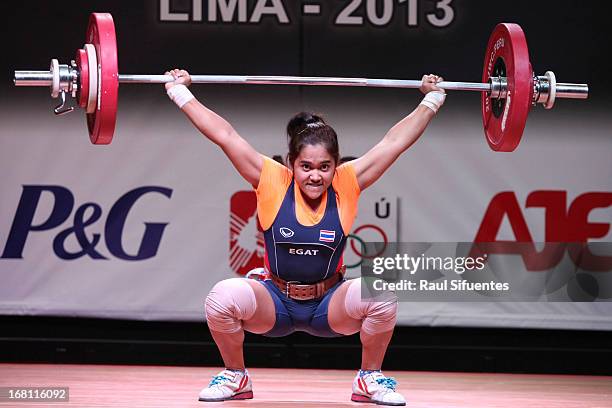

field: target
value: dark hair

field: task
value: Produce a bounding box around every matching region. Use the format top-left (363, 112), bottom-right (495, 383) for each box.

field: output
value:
top-left (286, 112), bottom-right (339, 166)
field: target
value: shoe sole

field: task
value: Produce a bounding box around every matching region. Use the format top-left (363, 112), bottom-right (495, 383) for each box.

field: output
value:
top-left (351, 393), bottom-right (406, 406)
top-left (198, 391), bottom-right (254, 402)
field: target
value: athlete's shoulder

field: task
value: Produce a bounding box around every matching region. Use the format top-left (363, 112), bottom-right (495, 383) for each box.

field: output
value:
top-left (260, 155), bottom-right (292, 181)
top-left (333, 162), bottom-right (360, 195)
top-left (256, 155), bottom-right (293, 231)
top-left (333, 161), bottom-right (361, 235)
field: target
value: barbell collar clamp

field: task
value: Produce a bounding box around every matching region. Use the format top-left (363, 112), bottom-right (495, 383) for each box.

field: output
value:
top-left (53, 91), bottom-right (75, 116)
top-left (489, 76), bottom-right (508, 99)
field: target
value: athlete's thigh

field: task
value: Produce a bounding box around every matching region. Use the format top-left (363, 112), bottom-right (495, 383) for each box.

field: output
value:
top-left (327, 279), bottom-right (362, 335)
top-left (241, 279), bottom-right (277, 334)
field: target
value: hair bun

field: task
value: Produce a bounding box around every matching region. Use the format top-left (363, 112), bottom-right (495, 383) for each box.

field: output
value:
top-left (287, 112), bottom-right (326, 137)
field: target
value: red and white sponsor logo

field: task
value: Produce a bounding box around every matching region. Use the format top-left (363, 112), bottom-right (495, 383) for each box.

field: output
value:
top-left (471, 190), bottom-right (612, 271)
top-left (229, 191), bottom-right (264, 276)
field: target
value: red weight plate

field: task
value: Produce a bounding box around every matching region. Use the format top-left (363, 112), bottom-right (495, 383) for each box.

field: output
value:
top-left (481, 23), bottom-right (533, 152)
top-left (84, 44), bottom-right (99, 114)
top-left (75, 48), bottom-right (89, 109)
top-left (86, 13), bottom-right (118, 145)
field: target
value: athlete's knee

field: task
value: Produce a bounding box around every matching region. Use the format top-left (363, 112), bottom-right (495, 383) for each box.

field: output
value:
top-left (204, 278), bottom-right (257, 333)
top-left (364, 295), bottom-right (398, 335)
top-left (344, 278), bottom-right (398, 335)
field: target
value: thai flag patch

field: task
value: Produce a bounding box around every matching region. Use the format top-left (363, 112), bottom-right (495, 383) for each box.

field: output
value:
top-left (319, 229), bottom-right (336, 242)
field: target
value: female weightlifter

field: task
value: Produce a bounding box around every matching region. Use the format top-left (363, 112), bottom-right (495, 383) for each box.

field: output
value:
top-left (164, 69), bottom-right (445, 406)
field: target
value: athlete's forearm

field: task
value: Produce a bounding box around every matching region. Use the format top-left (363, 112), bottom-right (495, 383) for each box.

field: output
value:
top-left (180, 98), bottom-right (238, 148)
top-left (383, 105), bottom-right (435, 151)
top-left (165, 70), bottom-right (239, 148)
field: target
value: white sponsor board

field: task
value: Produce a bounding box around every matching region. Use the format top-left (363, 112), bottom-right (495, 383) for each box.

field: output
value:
top-left (0, 92), bottom-right (611, 330)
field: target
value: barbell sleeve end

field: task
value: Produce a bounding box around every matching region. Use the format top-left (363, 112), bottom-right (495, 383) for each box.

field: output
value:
top-left (14, 71), bottom-right (54, 87)
top-left (556, 83), bottom-right (589, 99)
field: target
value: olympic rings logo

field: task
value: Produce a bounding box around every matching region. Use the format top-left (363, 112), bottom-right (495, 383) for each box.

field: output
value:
top-left (346, 224), bottom-right (389, 268)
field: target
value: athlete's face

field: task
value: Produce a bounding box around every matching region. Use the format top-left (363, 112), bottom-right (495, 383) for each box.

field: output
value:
top-left (292, 144), bottom-right (337, 202)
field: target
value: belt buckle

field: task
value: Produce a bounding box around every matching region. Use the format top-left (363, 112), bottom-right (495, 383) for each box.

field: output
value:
top-left (285, 280), bottom-right (300, 299)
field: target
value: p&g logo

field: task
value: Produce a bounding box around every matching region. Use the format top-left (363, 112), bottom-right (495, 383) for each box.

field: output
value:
top-left (1, 185), bottom-right (172, 261)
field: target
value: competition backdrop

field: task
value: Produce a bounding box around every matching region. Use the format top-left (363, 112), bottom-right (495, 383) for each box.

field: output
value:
top-left (1, 1), bottom-right (611, 329)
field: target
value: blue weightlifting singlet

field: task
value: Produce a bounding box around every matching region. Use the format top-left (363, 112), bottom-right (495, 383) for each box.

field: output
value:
top-left (263, 181), bottom-right (347, 283)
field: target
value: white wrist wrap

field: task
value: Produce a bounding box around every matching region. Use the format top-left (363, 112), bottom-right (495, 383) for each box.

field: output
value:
top-left (420, 91), bottom-right (446, 113)
top-left (167, 84), bottom-right (195, 109)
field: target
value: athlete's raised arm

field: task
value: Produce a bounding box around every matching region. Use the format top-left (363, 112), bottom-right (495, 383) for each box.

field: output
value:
top-left (164, 68), bottom-right (263, 187)
top-left (351, 74), bottom-right (446, 191)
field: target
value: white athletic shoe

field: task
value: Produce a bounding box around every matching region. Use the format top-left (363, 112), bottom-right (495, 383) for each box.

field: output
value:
top-left (351, 370), bottom-right (406, 406)
top-left (198, 368), bottom-right (253, 402)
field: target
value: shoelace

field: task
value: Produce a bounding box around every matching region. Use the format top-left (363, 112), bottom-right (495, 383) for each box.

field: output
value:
top-left (375, 376), bottom-right (397, 390)
top-left (208, 375), bottom-right (231, 386)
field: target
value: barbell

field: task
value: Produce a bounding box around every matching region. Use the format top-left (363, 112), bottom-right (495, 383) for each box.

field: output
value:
top-left (14, 13), bottom-right (589, 151)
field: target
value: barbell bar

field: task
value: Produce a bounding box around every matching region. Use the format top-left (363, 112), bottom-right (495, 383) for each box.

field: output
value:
top-left (13, 13), bottom-right (589, 150)
top-left (15, 72), bottom-right (588, 98)
top-left (15, 72), bottom-right (492, 91)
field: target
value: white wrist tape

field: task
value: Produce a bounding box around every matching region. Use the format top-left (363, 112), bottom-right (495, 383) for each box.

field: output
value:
top-left (419, 91), bottom-right (446, 113)
top-left (167, 84), bottom-right (195, 109)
